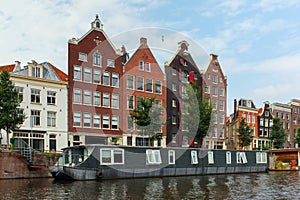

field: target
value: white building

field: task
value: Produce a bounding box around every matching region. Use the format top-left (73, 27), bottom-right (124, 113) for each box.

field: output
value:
top-left (0, 60), bottom-right (68, 152)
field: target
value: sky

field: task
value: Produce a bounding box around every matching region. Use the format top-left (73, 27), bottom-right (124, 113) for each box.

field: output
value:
top-left (1, 0), bottom-right (300, 114)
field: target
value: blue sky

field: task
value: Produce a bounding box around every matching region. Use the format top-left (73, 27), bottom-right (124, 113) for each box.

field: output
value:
top-left (1, 0), bottom-right (300, 114)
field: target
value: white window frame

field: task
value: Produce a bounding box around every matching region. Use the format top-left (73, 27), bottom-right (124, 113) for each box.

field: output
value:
top-left (83, 113), bottom-right (91, 127)
top-left (74, 65), bottom-right (81, 80)
top-left (112, 73), bottom-right (119, 88)
top-left (73, 112), bottom-right (81, 127)
top-left (102, 93), bottom-right (110, 108)
top-left (237, 152), bottom-right (248, 164)
top-left (168, 150), bottom-right (175, 165)
top-left (102, 115), bottom-right (110, 129)
top-left (93, 114), bottom-right (100, 128)
top-left (79, 52), bottom-right (87, 61)
top-left (83, 90), bottom-right (91, 105)
top-left (100, 149), bottom-right (124, 165)
top-left (93, 52), bottom-right (101, 66)
top-left (111, 116), bottom-right (119, 130)
top-left (47, 91), bottom-right (56, 105)
top-left (103, 71), bottom-right (110, 86)
top-left (191, 150), bottom-right (198, 164)
top-left (126, 75), bottom-right (134, 90)
top-left (155, 80), bottom-right (162, 94)
top-left (84, 67), bottom-right (92, 82)
top-left (146, 78), bottom-right (153, 93)
top-left (111, 94), bottom-right (119, 109)
top-left (145, 62), bottom-right (151, 72)
top-left (47, 111), bottom-right (56, 127)
top-left (208, 151), bottom-right (214, 164)
top-left (107, 59), bottom-right (115, 67)
top-left (139, 60), bottom-right (144, 71)
top-left (256, 152), bottom-right (267, 163)
top-left (93, 92), bottom-right (101, 106)
top-left (136, 76), bottom-right (144, 91)
top-left (146, 150), bottom-right (162, 165)
top-left (93, 69), bottom-right (101, 84)
top-left (226, 151), bottom-right (231, 164)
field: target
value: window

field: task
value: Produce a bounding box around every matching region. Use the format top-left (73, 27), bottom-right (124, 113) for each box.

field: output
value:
top-left (191, 151), bottom-right (198, 164)
top-left (31, 89), bottom-right (40, 103)
top-left (102, 115), bottom-right (110, 129)
top-left (100, 149), bottom-right (124, 165)
top-left (93, 52), bottom-right (101, 66)
top-left (127, 95), bottom-right (134, 109)
top-left (31, 110), bottom-right (41, 126)
top-left (127, 115), bottom-right (134, 130)
top-left (74, 89), bottom-right (81, 104)
top-left (93, 69), bottom-right (101, 84)
top-left (107, 59), bottom-right (115, 67)
top-left (247, 114), bottom-right (250, 123)
top-left (103, 93), bottom-right (110, 107)
top-left (172, 99), bottom-right (176, 107)
top-left (84, 68), bottom-right (92, 82)
top-left (256, 152), bottom-right (267, 163)
top-left (103, 71), bottom-right (110, 86)
top-left (252, 115), bottom-right (255, 123)
top-left (137, 77), bottom-right (144, 91)
top-left (219, 88), bottom-right (224, 96)
top-left (146, 78), bottom-right (153, 92)
top-left (226, 152), bottom-right (231, 164)
top-left (47, 91), bottom-right (56, 105)
top-left (47, 111), bottom-right (56, 127)
top-left (111, 116), bottom-right (119, 130)
top-left (205, 85), bottom-right (210, 94)
top-left (219, 100), bottom-right (224, 111)
top-left (127, 75), bottom-right (134, 89)
top-left (172, 68), bottom-right (177, 75)
top-left (32, 66), bottom-right (40, 77)
top-left (74, 65), bottom-right (81, 80)
top-left (236, 152), bottom-right (248, 164)
top-left (155, 80), bottom-right (162, 94)
top-left (93, 92), bottom-right (101, 106)
top-left (182, 71), bottom-right (188, 83)
top-left (145, 62), bottom-right (150, 72)
top-left (219, 114), bottom-right (225, 124)
top-left (112, 73), bottom-right (119, 87)
top-left (139, 60), bottom-right (144, 71)
top-left (212, 127), bottom-right (217, 138)
top-left (168, 150), bottom-right (175, 164)
top-left (172, 83), bottom-right (176, 92)
top-left (79, 52), bottom-right (87, 61)
top-left (212, 86), bottom-right (217, 96)
top-left (146, 150), bottom-right (162, 165)
top-left (208, 151), bottom-right (214, 164)
top-left (219, 128), bottom-right (224, 138)
top-left (172, 115), bottom-right (177, 125)
top-left (73, 112), bottom-right (81, 126)
top-left (212, 74), bottom-right (217, 83)
top-left (93, 114), bottom-right (100, 128)
top-left (15, 87), bottom-right (23, 101)
top-left (265, 111), bottom-right (269, 117)
top-left (83, 113), bottom-right (91, 127)
top-left (83, 90), bottom-right (91, 105)
top-left (112, 94), bottom-right (119, 109)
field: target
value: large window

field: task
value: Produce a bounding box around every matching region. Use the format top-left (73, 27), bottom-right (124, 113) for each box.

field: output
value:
top-left (31, 110), bottom-right (41, 126)
top-left (146, 78), bottom-right (153, 92)
top-left (102, 115), bottom-right (110, 129)
top-left (146, 150), bottom-right (162, 165)
top-left (74, 65), bottom-right (81, 80)
top-left (47, 91), bottom-right (56, 105)
top-left (168, 150), bottom-right (175, 165)
top-left (226, 151), bottom-right (231, 164)
top-left (127, 75), bottom-right (134, 89)
top-left (112, 73), bottom-right (119, 87)
top-left (208, 151), bottom-right (214, 164)
top-left (84, 68), bottom-right (92, 82)
top-left (237, 152), bottom-right (248, 164)
top-left (100, 149), bottom-right (124, 165)
top-left (155, 80), bottom-right (162, 94)
top-left (47, 111), bottom-right (56, 127)
top-left (136, 77), bottom-right (144, 91)
top-left (256, 152), bottom-right (267, 163)
top-left (74, 89), bottom-right (81, 104)
top-left (191, 151), bottom-right (198, 164)
top-left (93, 92), bottom-right (101, 106)
top-left (93, 114), bottom-right (100, 128)
top-left (112, 94), bottom-right (119, 109)
top-left (93, 52), bottom-right (101, 66)
top-left (83, 90), bottom-right (91, 105)
top-left (127, 95), bottom-right (134, 109)
top-left (219, 100), bottom-right (224, 111)
top-left (31, 89), bottom-right (40, 103)
top-left (73, 112), bottom-right (81, 127)
top-left (103, 71), bottom-right (110, 86)
top-left (93, 69), bottom-right (101, 84)
top-left (111, 116), bottom-right (119, 130)
top-left (83, 113), bottom-right (91, 127)
top-left (103, 93), bottom-right (110, 107)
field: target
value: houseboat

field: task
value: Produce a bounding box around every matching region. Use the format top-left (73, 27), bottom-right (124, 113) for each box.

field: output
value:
top-left (269, 148), bottom-right (300, 171)
top-left (50, 145), bottom-right (269, 180)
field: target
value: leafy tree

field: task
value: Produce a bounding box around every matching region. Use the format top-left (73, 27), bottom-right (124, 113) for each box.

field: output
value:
top-left (182, 82), bottom-right (212, 148)
top-left (237, 117), bottom-right (253, 149)
top-left (269, 117), bottom-right (286, 149)
top-left (130, 97), bottom-right (164, 146)
top-left (294, 128), bottom-right (300, 147)
top-left (0, 70), bottom-right (25, 147)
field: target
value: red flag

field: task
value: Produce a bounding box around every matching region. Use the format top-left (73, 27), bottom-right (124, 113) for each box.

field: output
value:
top-left (189, 71), bottom-right (194, 83)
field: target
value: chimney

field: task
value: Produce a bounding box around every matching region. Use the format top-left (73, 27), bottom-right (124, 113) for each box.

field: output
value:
top-left (14, 61), bottom-right (21, 71)
top-left (140, 37), bottom-right (147, 47)
top-left (210, 54), bottom-right (218, 60)
top-left (234, 99), bottom-right (237, 115)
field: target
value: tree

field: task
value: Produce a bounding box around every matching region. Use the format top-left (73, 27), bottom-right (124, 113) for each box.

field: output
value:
top-left (294, 128), bottom-right (300, 148)
top-left (182, 82), bottom-right (212, 148)
top-left (130, 97), bottom-right (164, 146)
top-left (269, 117), bottom-right (286, 149)
top-left (0, 70), bottom-right (25, 147)
top-left (237, 117), bottom-right (253, 149)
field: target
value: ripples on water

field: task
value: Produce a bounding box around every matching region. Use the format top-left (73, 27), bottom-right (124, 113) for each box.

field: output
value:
top-left (0, 172), bottom-right (299, 200)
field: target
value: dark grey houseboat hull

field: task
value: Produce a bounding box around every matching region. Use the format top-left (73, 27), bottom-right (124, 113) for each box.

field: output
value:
top-left (50, 145), bottom-right (269, 180)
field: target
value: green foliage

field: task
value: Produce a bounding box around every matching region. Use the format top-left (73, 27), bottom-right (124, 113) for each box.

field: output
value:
top-left (237, 118), bottom-right (253, 149)
top-left (269, 117), bottom-right (286, 149)
top-left (294, 128), bottom-right (300, 146)
top-left (181, 82), bottom-right (212, 147)
top-left (0, 70), bottom-right (26, 146)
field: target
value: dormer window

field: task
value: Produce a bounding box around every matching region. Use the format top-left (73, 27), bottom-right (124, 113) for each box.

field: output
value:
top-left (96, 21), bottom-right (100, 28)
top-left (32, 66), bottom-right (40, 78)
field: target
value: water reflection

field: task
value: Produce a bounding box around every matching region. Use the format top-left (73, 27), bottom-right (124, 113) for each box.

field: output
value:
top-left (1, 172), bottom-right (300, 199)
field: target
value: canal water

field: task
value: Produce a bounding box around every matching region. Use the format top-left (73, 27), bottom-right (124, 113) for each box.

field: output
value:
top-left (0, 172), bottom-right (299, 200)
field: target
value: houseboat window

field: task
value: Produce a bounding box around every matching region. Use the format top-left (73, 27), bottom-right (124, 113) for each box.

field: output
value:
top-left (226, 151), bottom-right (232, 164)
top-left (237, 152), bottom-right (248, 164)
top-left (208, 151), bottom-right (214, 164)
top-left (146, 150), bottom-right (162, 165)
top-left (256, 152), bottom-right (267, 163)
top-left (191, 151), bottom-right (198, 164)
top-left (168, 150), bottom-right (175, 165)
top-left (100, 149), bottom-right (124, 165)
